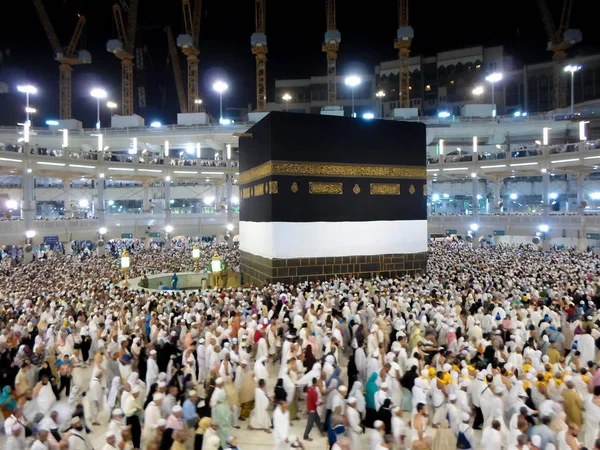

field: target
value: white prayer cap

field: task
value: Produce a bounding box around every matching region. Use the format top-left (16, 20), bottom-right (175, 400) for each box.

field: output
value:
top-left (153, 393), bottom-right (165, 401)
top-left (531, 436), bottom-right (541, 447)
top-left (449, 394), bottom-right (457, 401)
top-left (172, 405), bottom-right (183, 413)
top-left (105, 431), bottom-right (116, 438)
top-left (150, 350), bottom-right (157, 355)
top-left (132, 386), bottom-right (141, 394)
top-left (112, 409), bottom-right (124, 416)
top-left (461, 412), bottom-right (470, 422)
top-left (216, 377), bottom-right (224, 384)
top-left (374, 420), bottom-right (384, 428)
top-left (338, 385), bottom-right (347, 393)
top-left (155, 419), bottom-right (167, 428)
top-left (380, 382), bottom-right (388, 389)
top-left (347, 397), bottom-right (357, 404)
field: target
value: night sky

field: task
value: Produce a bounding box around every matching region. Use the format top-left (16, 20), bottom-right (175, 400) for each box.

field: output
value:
top-left (0, 0), bottom-right (598, 127)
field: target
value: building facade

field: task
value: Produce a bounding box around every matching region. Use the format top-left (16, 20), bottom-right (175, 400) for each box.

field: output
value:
top-left (269, 46), bottom-right (600, 118)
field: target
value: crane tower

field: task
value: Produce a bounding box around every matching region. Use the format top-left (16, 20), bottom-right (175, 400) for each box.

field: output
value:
top-left (178, 0), bottom-right (202, 114)
top-left (33, 0), bottom-right (91, 120)
top-left (536, 0), bottom-right (581, 110)
top-left (322, 0), bottom-right (340, 105)
top-left (251, 0), bottom-right (267, 112)
top-left (394, 0), bottom-right (413, 109)
top-left (107, 0), bottom-right (139, 116)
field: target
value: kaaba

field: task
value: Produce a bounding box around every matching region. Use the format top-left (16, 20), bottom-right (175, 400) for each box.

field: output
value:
top-left (238, 112), bottom-right (427, 285)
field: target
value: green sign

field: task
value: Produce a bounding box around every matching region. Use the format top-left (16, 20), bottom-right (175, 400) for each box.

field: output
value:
top-left (121, 233), bottom-right (133, 239)
top-left (587, 233), bottom-right (600, 240)
top-left (149, 232), bottom-right (161, 238)
top-left (493, 230), bottom-right (505, 236)
top-left (446, 229), bottom-right (457, 235)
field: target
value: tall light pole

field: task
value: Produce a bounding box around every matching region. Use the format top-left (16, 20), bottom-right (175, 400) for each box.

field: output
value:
top-left (344, 75), bottom-right (361, 117)
top-left (282, 93), bottom-right (292, 111)
top-left (375, 90), bottom-right (385, 118)
top-left (17, 85), bottom-right (37, 125)
top-left (90, 88), bottom-right (108, 129)
top-left (564, 65), bottom-right (581, 116)
top-left (213, 81), bottom-right (228, 122)
top-left (485, 73), bottom-right (503, 117)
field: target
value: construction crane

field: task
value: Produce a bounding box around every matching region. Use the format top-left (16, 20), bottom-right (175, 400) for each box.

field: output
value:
top-left (251, 0), bottom-right (267, 112)
top-left (33, 0), bottom-right (91, 120)
top-left (322, 0), bottom-right (340, 106)
top-left (177, 0), bottom-right (202, 113)
top-left (394, 0), bottom-right (414, 109)
top-left (107, 0), bottom-right (139, 116)
top-left (536, 0), bottom-right (581, 110)
top-left (166, 25), bottom-right (188, 114)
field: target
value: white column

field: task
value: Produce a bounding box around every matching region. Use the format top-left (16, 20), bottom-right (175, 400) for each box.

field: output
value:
top-left (226, 174), bottom-right (233, 224)
top-left (164, 179), bottom-right (171, 249)
top-left (427, 180), bottom-right (433, 216)
top-left (143, 182), bottom-right (151, 212)
top-left (576, 173), bottom-right (587, 251)
top-left (493, 178), bottom-right (502, 213)
top-left (215, 184), bottom-right (223, 211)
top-left (577, 174), bottom-right (586, 213)
top-left (21, 168), bottom-right (35, 233)
top-left (472, 177), bottom-right (479, 248)
top-left (96, 176), bottom-right (105, 229)
top-left (63, 182), bottom-right (73, 218)
top-left (542, 170), bottom-right (551, 250)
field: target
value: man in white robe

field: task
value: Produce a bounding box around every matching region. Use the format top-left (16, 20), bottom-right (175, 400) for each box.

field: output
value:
top-left (142, 392), bottom-right (163, 447)
top-left (249, 379), bottom-right (271, 431)
top-left (88, 371), bottom-right (105, 425)
top-left (347, 397), bottom-right (363, 449)
top-left (575, 330), bottom-right (595, 366)
top-left (273, 401), bottom-right (291, 450)
top-left (146, 350), bottom-right (159, 389)
top-left (355, 345), bottom-right (367, 383)
top-left (481, 420), bottom-right (503, 450)
top-left (33, 374), bottom-right (57, 416)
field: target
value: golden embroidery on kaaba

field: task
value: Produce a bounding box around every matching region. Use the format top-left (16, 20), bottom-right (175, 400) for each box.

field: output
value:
top-left (309, 182), bottom-right (343, 195)
top-left (291, 182), bottom-right (299, 193)
top-left (423, 184), bottom-right (428, 195)
top-left (242, 187), bottom-right (251, 199)
top-left (269, 181), bottom-right (279, 194)
top-left (370, 183), bottom-right (401, 195)
top-left (409, 184), bottom-right (416, 195)
top-left (254, 183), bottom-right (265, 196)
top-left (353, 184), bottom-right (361, 194)
top-left (239, 160), bottom-right (425, 184)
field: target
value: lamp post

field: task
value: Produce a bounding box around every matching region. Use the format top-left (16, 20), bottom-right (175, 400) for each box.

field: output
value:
top-left (375, 90), bottom-right (385, 118)
top-left (564, 65), bottom-right (582, 116)
top-left (282, 93), bottom-right (292, 111)
top-left (90, 88), bottom-right (108, 129)
top-left (121, 248), bottom-right (131, 286)
top-left (213, 81), bottom-right (228, 122)
top-left (344, 75), bottom-right (361, 117)
top-left (211, 252), bottom-right (223, 288)
top-left (485, 73), bottom-right (503, 117)
top-left (192, 244), bottom-right (201, 272)
top-left (17, 85), bottom-right (37, 125)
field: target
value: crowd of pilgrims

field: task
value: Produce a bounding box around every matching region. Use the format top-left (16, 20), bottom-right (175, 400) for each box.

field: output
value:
top-left (1, 239), bottom-right (600, 450)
